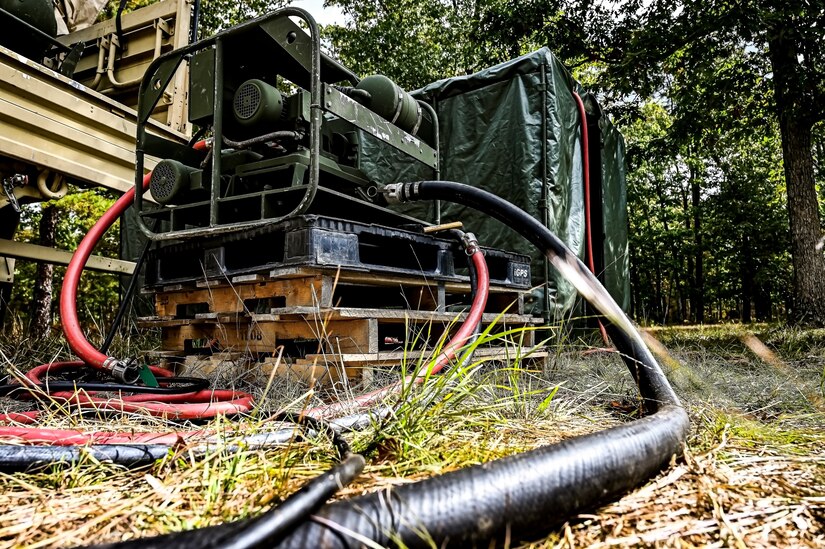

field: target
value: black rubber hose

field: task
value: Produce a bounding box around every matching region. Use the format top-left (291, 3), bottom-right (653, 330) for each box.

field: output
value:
top-left (272, 412), bottom-right (351, 460)
top-left (91, 181), bottom-right (688, 548)
top-left (0, 444), bottom-right (170, 471)
top-left (273, 181), bottom-right (688, 547)
top-left (115, 0), bottom-right (128, 53)
top-left (402, 181), bottom-right (680, 410)
top-left (90, 418), bottom-right (364, 549)
top-left (90, 454), bottom-right (365, 549)
top-left (0, 376), bottom-right (209, 397)
top-left (217, 455), bottom-right (364, 549)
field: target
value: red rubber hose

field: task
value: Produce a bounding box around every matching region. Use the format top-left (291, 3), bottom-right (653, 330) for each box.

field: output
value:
top-left (0, 361), bottom-right (247, 443)
top-left (306, 246), bottom-right (490, 418)
top-left (0, 139), bottom-right (254, 433)
top-left (60, 141), bottom-right (210, 370)
top-left (29, 362), bottom-right (250, 416)
top-left (0, 245), bottom-right (484, 438)
top-left (0, 424), bottom-right (206, 445)
top-left (572, 92), bottom-right (610, 346)
top-left (0, 248), bottom-right (486, 442)
top-left (59, 178), bottom-right (148, 370)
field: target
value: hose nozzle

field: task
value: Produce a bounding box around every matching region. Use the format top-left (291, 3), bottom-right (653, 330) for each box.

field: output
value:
top-left (102, 357), bottom-right (142, 385)
top-left (461, 232), bottom-right (481, 255)
top-left (381, 182), bottom-right (419, 204)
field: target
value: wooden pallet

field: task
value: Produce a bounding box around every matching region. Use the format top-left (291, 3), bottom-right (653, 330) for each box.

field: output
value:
top-left (140, 266), bottom-right (545, 382)
top-left (169, 344), bottom-right (550, 387)
top-left (148, 266), bottom-right (529, 318)
top-left (144, 214), bottom-right (533, 290)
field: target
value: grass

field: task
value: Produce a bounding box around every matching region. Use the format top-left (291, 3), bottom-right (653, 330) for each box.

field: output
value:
top-left (0, 322), bottom-right (823, 547)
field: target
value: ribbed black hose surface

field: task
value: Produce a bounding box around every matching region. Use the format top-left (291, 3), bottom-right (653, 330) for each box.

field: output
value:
top-left (282, 407), bottom-right (687, 548)
top-left (93, 454), bottom-right (366, 549)
top-left (0, 444), bottom-right (170, 471)
top-left (277, 181), bottom-right (688, 548)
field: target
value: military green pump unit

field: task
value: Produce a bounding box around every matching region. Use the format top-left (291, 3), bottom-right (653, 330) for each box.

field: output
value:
top-left (134, 8), bottom-right (438, 239)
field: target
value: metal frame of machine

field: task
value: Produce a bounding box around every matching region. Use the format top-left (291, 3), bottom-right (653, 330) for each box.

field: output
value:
top-left (134, 7), bottom-right (439, 241)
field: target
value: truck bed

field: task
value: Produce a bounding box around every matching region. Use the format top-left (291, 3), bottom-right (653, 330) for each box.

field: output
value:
top-left (0, 43), bottom-right (185, 194)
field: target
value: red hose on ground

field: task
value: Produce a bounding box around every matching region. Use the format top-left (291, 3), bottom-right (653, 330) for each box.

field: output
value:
top-left (23, 362), bottom-right (250, 418)
top-left (0, 249), bottom-right (488, 443)
top-left (59, 177), bottom-right (148, 370)
top-left (572, 92), bottom-right (610, 346)
top-left (306, 245), bottom-right (490, 419)
top-left (0, 139), bottom-right (254, 438)
top-left (0, 145), bottom-right (487, 445)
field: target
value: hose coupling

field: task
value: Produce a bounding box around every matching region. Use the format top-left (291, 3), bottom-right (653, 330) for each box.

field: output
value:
top-left (102, 357), bottom-right (142, 385)
top-left (381, 182), bottom-right (420, 204)
top-left (462, 232), bottom-right (481, 255)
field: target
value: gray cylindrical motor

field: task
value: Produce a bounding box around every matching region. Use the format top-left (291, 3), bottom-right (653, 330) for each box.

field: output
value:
top-left (149, 159), bottom-right (198, 205)
top-left (355, 75), bottom-right (421, 135)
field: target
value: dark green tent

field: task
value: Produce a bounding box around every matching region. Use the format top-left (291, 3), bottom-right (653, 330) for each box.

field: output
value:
top-left (359, 47), bottom-right (630, 319)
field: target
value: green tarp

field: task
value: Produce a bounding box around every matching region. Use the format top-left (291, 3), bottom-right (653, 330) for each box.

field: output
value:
top-left (359, 47), bottom-right (630, 318)
top-left (591, 97), bottom-right (631, 313)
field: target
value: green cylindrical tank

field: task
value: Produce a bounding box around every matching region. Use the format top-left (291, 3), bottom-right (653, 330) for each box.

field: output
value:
top-left (355, 75), bottom-right (422, 135)
top-left (0, 0), bottom-right (58, 59)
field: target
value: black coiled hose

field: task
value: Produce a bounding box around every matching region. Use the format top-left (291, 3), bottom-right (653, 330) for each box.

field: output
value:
top-left (95, 181), bottom-right (689, 548)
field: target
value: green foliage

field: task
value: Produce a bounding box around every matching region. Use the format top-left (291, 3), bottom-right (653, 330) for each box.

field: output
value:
top-left (198, 0), bottom-right (288, 37)
top-left (7, 188), bottom-right (119, 336)
top-left (324, 0), bottom-right (481, 90)
top-left (624, 97), bottom-right (792, 324)
top-left (617, 1), bottom-right (825, 323)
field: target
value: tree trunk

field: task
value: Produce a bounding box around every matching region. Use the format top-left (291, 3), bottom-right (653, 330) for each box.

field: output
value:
top-left (681, 177), bottom-right (693, 322)
top-left (780, 118), bottom-right (825, 324)
top-left (754, 284), bottom-right (772, 322)
top-left (741, 234), bottom-right (753, 324)
top-left (30, 205), bottom-right (57, 339)
top-left (691, 174), bottom-right (703, 323)
top-left (769, 34), bottom-right (825, 325)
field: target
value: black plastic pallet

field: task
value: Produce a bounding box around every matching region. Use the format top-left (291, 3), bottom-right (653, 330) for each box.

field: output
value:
top-left (145, 215), bottom-right (532, 289)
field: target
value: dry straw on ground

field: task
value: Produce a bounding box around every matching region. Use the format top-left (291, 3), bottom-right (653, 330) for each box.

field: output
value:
top-left (0, 325), bottom-right (823, 547)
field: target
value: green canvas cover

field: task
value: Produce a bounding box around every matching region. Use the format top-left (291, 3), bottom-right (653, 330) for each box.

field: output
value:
top-left (598, 107), bottom-right (631, 313)
top-left (359, 48), bottom-right (630, 318)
